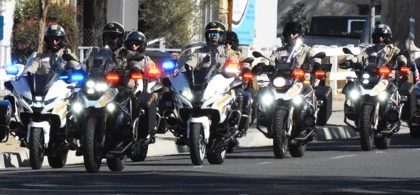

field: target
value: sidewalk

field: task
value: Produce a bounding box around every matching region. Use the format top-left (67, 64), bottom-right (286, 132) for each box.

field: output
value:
top-left (0, 97), bottom-right (357, 169)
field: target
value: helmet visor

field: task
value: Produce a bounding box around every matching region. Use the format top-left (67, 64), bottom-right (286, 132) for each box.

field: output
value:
top-left (207, 32), bottom-right (221, 39)
top-left (104, 32), bottom-right (122, 40)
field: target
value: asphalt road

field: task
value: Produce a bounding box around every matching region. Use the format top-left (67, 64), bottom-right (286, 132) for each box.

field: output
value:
top-left (1, 97), bottom-right (420, 194)
top-left (1, 124), bottom-right (420, 194)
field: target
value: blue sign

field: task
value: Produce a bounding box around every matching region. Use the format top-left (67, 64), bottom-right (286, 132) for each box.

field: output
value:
top-left (0, 16), bottom-right (3, 41)
top-left (232, 0), bottom-right (255, 45)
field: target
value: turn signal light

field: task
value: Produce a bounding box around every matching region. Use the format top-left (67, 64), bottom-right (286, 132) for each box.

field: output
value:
top-left (377, 66), bottom-right (392, 78)
top-left (314, 70), bottom-right (326, 79)
top-left (400, 65), bottom-right (410, 75)
top-left (292, 68), bottom-right (305, 81)
top-left (105, 71), bottom-right (121, 86)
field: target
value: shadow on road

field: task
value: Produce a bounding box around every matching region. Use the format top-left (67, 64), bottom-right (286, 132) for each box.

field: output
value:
top-left (0, 170), bottom-right (419, 194)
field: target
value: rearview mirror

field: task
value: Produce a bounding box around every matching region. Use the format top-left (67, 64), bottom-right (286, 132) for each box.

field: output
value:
top-left (343, 48), bottom-right (354, 55)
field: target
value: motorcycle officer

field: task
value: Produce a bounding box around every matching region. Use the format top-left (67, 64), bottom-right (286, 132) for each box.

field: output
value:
top-left (269, 21), bottom-right (319, 103)
top-left (123, 31), bottom-right (159, 148)
top-left (83, 22), bottom-right (126, 70)
top-left (343, 24), bottom-right (410, 95)
top-left (23, 24), bottom-right (81, 75)
top-left (345, 24), bottom-right (408, 73)
top-left (180, 21), bottom-right (228, 71)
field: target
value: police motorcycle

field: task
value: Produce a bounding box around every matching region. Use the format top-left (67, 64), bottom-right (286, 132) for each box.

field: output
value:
top-left (341, 48), bottom-right (403, 150)
top-left (160, 56), bottom-right (246, 165)
top-left (0, 63), bottom-right (26, 143)
top-left (251, 39), bottom-right (327, 159)
top-left (67, 48), bottom-right (162, 172)
top-left (2, 56), bottom-right (82, 169)
top-left (126, 54), bottom-right (164, 162)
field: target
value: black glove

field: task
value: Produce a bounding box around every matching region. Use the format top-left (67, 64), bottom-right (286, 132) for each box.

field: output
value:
top-left (62, 53), bottom-right (76, 61)
top-left (339, 60), bottom-right (353, 69)
top-left (252, 63), bottom-right (264, 74)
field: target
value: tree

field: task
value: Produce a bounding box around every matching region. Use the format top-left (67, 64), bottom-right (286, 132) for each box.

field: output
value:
top-left (138, 0), bottom-right (198, 48)
top-left (37, 0), bottom-right (50, 52)
top-left (279, 2), bottom-right (308, 32)
top-left (81, 0), bottom-right (106, 46)
top-left (13, 0), bottom-right (79, 52)
top-left (381, 0), bottom-right (411, 52)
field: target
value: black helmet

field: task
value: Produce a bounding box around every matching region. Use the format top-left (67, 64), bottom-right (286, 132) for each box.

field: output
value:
top-left (282, 22), bottom-right (304, 38)
top-left (225, 31), bottom-right (239, 50)
top-left (124, 31), bottom-right (147, 53)
top-left (372, 24), bottom-right (392, 44)
top-left (204, 21), bottom-right (226, 46)
top-left (44, 24), bottom-right (66, 51)
top-left (102, 22), bottom-right (124, 48)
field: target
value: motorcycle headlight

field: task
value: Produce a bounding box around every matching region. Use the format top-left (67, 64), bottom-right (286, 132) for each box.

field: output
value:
top-left (86, 80), bottom-right (95, 88)
top-left (262, 93), bottom-right (274, 106)
top-left (292, 95), bottom-right (304, 105)
top-left (378, 91), bottom-right (388, 102)
top-left (106, 103), bottom-right (116, 113)
top-left (94, 82), bottom-right (108, 92)
top-left (72, 102), bottom-right (83, 114)
top-left (349, 89), bottom-right (360, 100)
top-left (273, 77), bottom-right (287, 88)
top-left (362, 73), bottom-right (370, 79)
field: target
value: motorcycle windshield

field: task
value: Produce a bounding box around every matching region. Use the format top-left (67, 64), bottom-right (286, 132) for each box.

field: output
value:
top-left (186, 67), bottom-right (214, 91)
top-left (87, 47), bottom-right (117, 79)
top-left (28, 71), bottom-right (59, 96)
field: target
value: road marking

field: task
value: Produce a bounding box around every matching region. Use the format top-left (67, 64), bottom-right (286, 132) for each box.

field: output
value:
top-left (330, 154), bottom-right (356, 159)
top-left (257, 162), bottom-right (272, 165)
top-left (193, 166), bottom-right (203, 168)
top-left (375, 151), bottom-right (384, 154)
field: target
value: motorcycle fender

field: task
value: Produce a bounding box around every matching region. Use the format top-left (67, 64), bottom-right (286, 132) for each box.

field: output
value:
top-left (51, 100), bottom-right (69, 128)
top-left (373, 103), bottom-right (380, 129)
top-left (187, 116), bottom-right (210, 143)
top-left (134, 79), bottom-right (144, 94)
top-left (369, 80), bottom-right (388, 96)
top-left (287, 107), bottom-right (294, 134)
top-left (27, 121), bottom-right (50, 146)
top-left (96, 88), bottom-right (118, 108)
top-left (149, 82), bottom-right (163, 93)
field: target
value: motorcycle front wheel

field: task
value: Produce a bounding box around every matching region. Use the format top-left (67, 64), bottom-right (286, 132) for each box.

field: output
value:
top-left (289, 143), bottom-right (306, 157)
top-left (82, 117), bottom-right (105, 173)
top-left (47, 141), bottom-right (68, 168)
top-left (189, 123), bottom-right (206, 165)
top-left (273, 109), bottom-right (288, 159)
top-left (107, 156), bottom-right (126, 171)
top-left (130, 139), bottom-right (148, 162)
top-left (29, 127), bottom-right (45, 169)
top-left (360, 105), bottom-right (375, 151)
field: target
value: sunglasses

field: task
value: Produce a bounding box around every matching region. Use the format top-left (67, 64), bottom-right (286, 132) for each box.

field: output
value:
top-left (105, 33), bottom-right (121, 39)
top-left (208, 32), bottom-right (220, 39)
top-left (46, 36), bottom-right (63, 42)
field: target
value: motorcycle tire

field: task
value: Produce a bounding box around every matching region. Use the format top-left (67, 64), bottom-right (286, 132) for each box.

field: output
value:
top-left (316, 88), bottom-right (332, 126)
top-left (82, 117), bottom-right (104, 173)
top-left (107, 156), bottom-right (126, 171)
top-left (409, 126), bottom-right (420, 138)
top-left (29, 127), bottom-right (45, 169)
top-left (130, 139), bottom-right (148, 162)
top-left (374, 135), bottom-right (391, 149)
top-left (0, 126), bottom-right (9, 142)
top-left (272, 109), bottom-right (288, 159)
top-left (47, 142), bottom-right (68, 168)
top-left (207, 150), bottom-right (226, 164)
top-left (189, 123), bottom-right (206, 165)
top-left (360, 105), bottom-right (375, 151)
top-left (226, 139), bottom-right (239, 153)
top-left (289, 143), bottom-right (306, 157)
